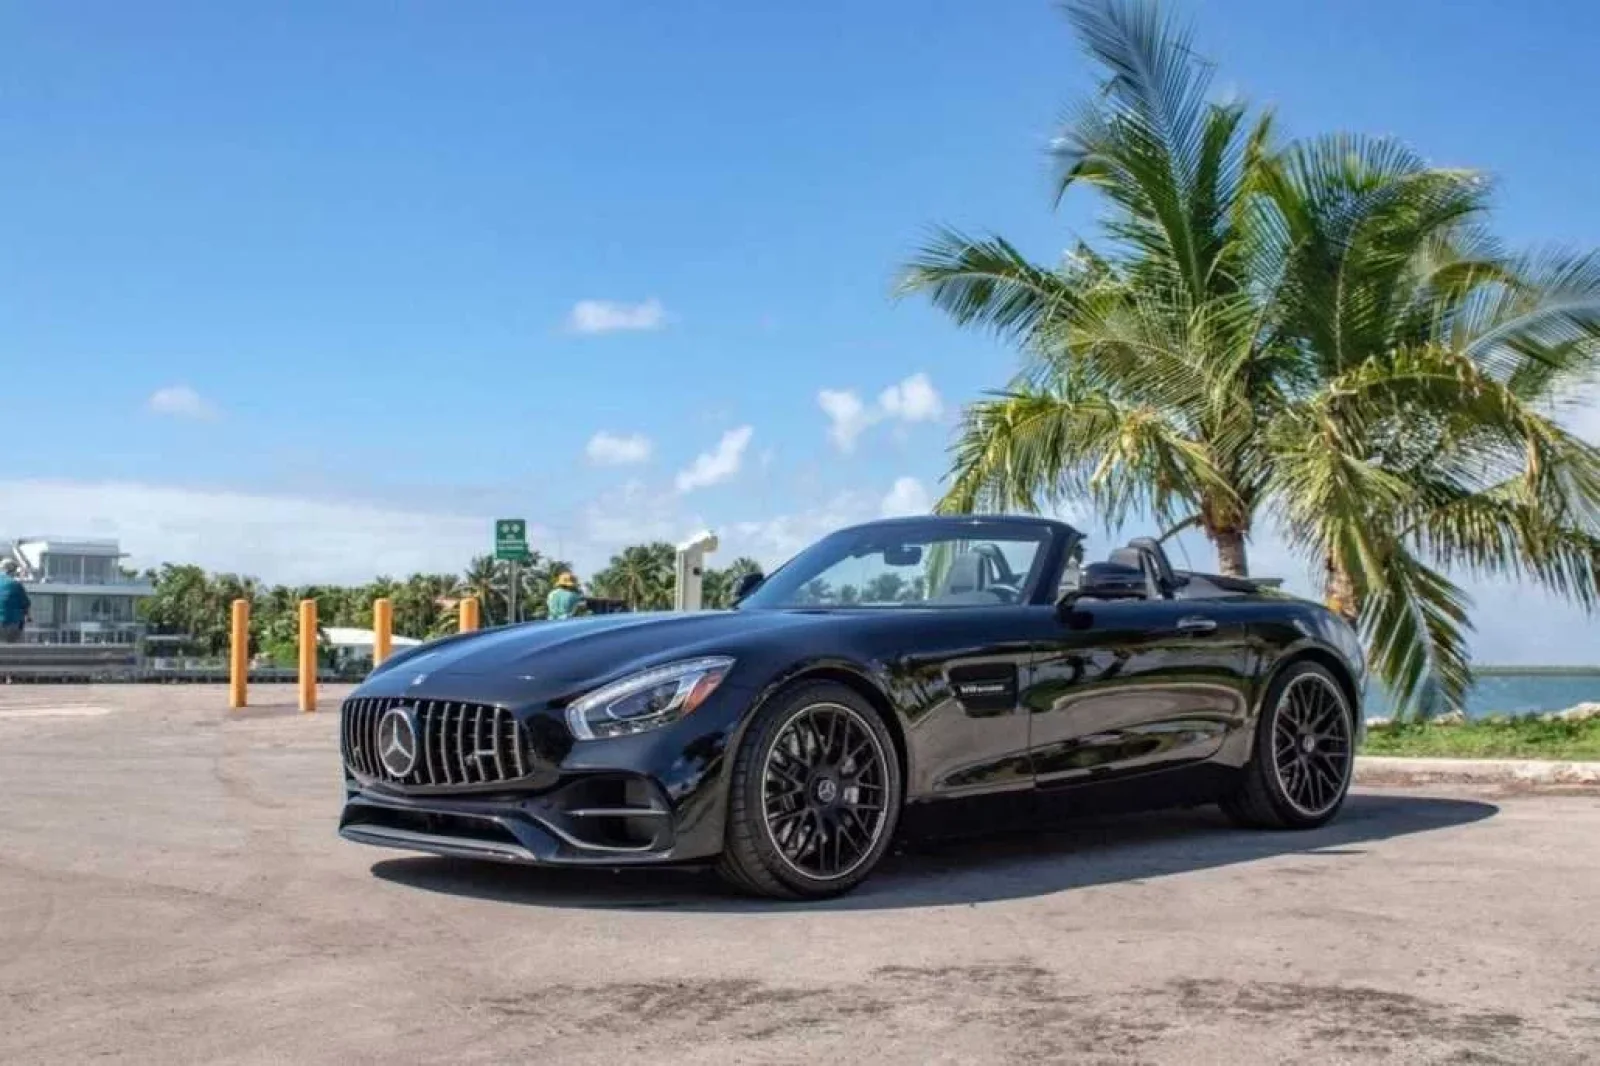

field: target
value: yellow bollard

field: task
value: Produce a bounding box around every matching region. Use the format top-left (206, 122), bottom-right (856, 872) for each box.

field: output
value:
top-left (372, 597), bottom-right (393, 666)
top-left (298, 598), bottom-right (317, 713)
top-left (460, 595), bottom-right (480, 632)
top-left (228, 598), bottom-right (250, 709)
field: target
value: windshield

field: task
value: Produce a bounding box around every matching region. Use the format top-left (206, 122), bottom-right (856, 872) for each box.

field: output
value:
top-left (738, 521), bottom-right (1053, 609)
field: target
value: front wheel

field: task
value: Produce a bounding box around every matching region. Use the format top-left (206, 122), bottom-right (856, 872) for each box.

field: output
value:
top-left (1220, 661), bottom-right (1356, 830)
top-left (717, 681), bottom-right (903, 900)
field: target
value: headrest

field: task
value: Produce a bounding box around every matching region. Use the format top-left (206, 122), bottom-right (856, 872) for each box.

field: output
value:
top-left (1108, 547), bottom-right (1145, 572)
top-left (941, 552), bottom-right (985, 595)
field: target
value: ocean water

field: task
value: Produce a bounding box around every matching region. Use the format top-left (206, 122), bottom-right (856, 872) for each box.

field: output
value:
top-left (1362, 670), bottom-right (1600, 720)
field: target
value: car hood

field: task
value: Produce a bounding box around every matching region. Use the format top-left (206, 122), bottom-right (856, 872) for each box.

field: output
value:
top-left (370, 609), bottom-right (827, 695)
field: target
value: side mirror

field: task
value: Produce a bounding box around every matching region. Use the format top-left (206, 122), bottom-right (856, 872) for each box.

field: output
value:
top-left (731, 571), bottom-right (765, 604)
top-left (1058, 560), bottom-right (1149, 613)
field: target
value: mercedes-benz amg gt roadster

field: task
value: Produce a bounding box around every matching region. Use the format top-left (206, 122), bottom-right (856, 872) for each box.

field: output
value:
top-left (338, 515), bottom-right (1366, 899)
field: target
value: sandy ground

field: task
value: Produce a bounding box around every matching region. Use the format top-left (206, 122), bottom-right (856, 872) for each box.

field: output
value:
top-left (1, 684), bottom-right (1597, 1065)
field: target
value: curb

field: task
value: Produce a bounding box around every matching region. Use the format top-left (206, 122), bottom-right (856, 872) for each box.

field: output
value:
top-left (1356, 755), bottom-right (1600, 786)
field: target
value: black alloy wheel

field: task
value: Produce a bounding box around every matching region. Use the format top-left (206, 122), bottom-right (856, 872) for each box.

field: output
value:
top-left (761, 703), bottom-right (890, 879)
top-left (1271, 671), bottom-right (1355, 818)
top-left (717, 680), bottom-right (902, 899)
top-left (1220, 661), bottom-right (1355, 830)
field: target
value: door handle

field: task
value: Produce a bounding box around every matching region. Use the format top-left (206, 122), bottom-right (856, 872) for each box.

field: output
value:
top-left (1175, 615), bottom-right (1217, 634)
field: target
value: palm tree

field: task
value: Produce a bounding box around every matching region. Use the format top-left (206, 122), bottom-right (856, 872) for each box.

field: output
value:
top-left (862, 573), bottom-right (908, 603)
top-left (394, 572), bottom-right (453, 638)
top-left (1254, 135), bottom-right (1600, 709)
top-left (724, 556), bottom-right (764, 583)
top-left (458, 554), bottom-right (506, 625)
top-left (899, 0), bottom-right (1276, 576)
top-left (798, 579), bottom-right (833, 605)
top-left (897, 0), bottom-right (1600, 714)
top-left (702, 556), bottom-right (765, 609)
top-left (701, 567), bottom-right (734, 609)
top-left (592, 544), bottom-right (675, 610)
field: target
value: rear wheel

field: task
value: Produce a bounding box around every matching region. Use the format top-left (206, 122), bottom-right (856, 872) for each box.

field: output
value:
top-left (1220, 661), bottom-right (1355, 830)
top-left (717, 681), bottom-right (902, 900)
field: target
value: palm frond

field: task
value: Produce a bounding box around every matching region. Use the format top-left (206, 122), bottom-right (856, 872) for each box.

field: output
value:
top-left (1051, 0), bottom-right (1264, 306)
top-left (893, 226), bottom-right (1088, 344)
top-left (1455, 247), bottom-right (1600, 394)
top-left (1405, 479), bottom-right (1600, 609)
top-left (1359, 549), bottom-right (1475, 717)
top-left (1258, 133), bottom-right (1492, 376)
top-left (936, 385), bottom-right (1238, 531)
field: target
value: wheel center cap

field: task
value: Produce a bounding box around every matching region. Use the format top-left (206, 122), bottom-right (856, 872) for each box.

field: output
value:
top-left (813, 777), bottom-right (839, 804)
top-left (1300, 734), bottom-right (1317, 755)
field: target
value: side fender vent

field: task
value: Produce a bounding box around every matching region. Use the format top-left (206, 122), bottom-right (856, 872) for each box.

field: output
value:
top-left (946, 662), bottom-right (1019, 715)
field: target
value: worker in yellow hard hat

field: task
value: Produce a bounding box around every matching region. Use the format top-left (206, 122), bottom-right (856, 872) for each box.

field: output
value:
top-left (547, 570), bottom-right (583, 620)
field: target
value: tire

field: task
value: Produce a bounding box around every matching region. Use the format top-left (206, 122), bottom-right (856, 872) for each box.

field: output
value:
top-left (1220, 660), bottom-right (1356, 830)
top-left (716, 680), bottom-right (903, 900)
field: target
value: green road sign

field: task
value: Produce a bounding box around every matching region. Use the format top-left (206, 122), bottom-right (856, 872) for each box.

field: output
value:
top-left (494, 518), bottom-right (530, 561)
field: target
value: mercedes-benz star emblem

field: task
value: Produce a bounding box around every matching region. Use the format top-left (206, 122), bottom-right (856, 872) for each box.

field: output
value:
top-left (377, 706), bottom-right (419, 779)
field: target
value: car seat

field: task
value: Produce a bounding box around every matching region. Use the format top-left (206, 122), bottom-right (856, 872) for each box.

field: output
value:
top-left (1107, 536), bottom-right (1181, 597)
top-left (939, 552), bottom-right (986, 596)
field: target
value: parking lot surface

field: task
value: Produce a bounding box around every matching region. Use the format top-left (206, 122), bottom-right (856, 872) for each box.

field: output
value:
top-left (2, 685), bottom-right (1598, 1065)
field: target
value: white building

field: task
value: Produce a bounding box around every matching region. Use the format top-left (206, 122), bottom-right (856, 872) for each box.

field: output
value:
top-left (1, 537), bottom-right (156, 644)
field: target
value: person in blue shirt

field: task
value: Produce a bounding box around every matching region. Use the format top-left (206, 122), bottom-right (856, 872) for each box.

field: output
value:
top-left (546, 571), bottom-right (583, 620)
top-left (0, 559), bottom-right (30, 643)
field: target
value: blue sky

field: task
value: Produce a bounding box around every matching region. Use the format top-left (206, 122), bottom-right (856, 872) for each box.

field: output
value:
top-left (3, 0), bottom-right (1597, 661)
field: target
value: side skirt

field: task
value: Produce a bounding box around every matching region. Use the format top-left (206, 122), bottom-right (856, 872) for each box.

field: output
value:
top-left (893, 763), bottom-right (1242, 845)
top-left (1033, 762), bottom-right (1239, 821)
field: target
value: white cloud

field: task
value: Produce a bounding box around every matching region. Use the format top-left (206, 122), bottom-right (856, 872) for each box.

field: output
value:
top-left (726, 490), bottom-right (881, 566)
top-left (146, 385), bottom-right (218, 421)
top-left (0, 474), bottom-right (883, 592)
top-left (565, 298), bottom-right (666, 334)
top-left (674, 425), bottom-right (754, 493)
top-left (576, 480), bottom-right (700, 563)
top-left (11, 473), bottom-right (1598, 664)
top-left (576, 480), bottom-right (880, 572)
top-left (878, 372), bottom-right (944, 422)
top-left (584, 431), bottom-right (653, 466)
top-left (0, 479), bottom-right (512, 586)
top-left (880, 476), bottom-right (931, 517)
top-left (818, 372), bottom-right (945, 452)
top-left (818, 389), bottom-right (872, 453)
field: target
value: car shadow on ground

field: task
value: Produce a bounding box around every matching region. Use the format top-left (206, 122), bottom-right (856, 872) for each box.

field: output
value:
top-left (368, 791), bottom-right (1497, 912)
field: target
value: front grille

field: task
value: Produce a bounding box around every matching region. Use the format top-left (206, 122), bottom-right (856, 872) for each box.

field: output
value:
top-left (341, 696), bottom-right (533, 788)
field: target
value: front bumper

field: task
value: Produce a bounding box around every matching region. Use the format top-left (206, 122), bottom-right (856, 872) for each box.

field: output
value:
top-left (336, 681), bottom-right (756, 868)
top-left (339, 771), bottom-right (701, 867)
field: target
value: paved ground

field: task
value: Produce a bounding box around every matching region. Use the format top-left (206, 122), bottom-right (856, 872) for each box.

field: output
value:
top-left (2, 685), bottom-right (1598, 1065)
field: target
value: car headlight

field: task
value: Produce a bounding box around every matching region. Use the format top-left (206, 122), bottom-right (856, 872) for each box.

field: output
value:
top-left (565, 656), bottom-right (735, 740)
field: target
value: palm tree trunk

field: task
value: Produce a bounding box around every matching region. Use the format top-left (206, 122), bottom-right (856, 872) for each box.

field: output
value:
top-left (1212, 527), bottom-right (1249, 577)
top-left (1324, 554), bottom-right (1360, 624)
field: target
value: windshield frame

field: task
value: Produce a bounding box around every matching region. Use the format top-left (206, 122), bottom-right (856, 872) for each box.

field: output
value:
top-left (735, 517), bottom-right (1080, 611)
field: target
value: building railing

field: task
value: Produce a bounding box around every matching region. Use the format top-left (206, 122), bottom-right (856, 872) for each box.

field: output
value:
top-left (19, 623), bottom-right (148, 645)
top-left (24, 574), bottom-right (155, 588)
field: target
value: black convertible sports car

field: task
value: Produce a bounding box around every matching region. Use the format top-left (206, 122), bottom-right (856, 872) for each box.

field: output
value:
top-left (338, 515), bottom-right (1366, 899)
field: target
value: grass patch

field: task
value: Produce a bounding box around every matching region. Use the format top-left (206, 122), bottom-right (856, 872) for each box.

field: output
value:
top-left (1361, 716), bottom-right (1600, 761)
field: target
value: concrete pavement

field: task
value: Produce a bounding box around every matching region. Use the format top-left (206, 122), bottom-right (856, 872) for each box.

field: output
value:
top-left (2, 685), bottom-right (1597, 1064)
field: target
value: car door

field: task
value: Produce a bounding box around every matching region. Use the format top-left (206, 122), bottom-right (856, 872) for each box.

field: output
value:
top-left (891, 606), bottom-right (1035, 797)
top-left (1021, 596), bottom-right (1258, 789)
top-left (880, 605), bottom-right (1040, 837)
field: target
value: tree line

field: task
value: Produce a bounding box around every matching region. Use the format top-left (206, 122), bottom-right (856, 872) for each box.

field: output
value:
top-left (897, 0), bottom-right (1600, 714)
top-left (135, 544), bottom-right (765, 663)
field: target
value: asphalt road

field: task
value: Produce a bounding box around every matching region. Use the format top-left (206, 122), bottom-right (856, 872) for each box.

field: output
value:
top-left (2, 685), bottom-right (1597, 1065)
